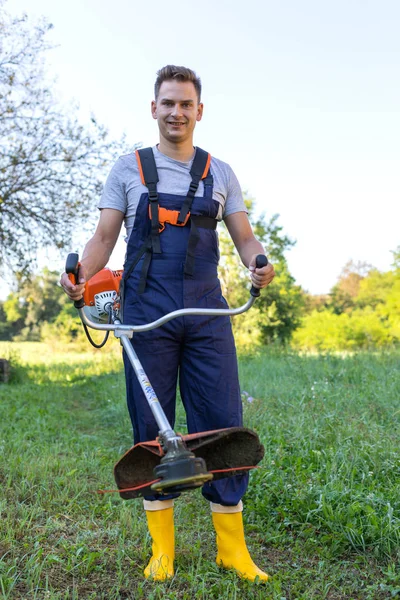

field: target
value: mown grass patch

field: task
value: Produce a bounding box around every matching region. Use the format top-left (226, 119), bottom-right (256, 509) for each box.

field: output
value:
top-left (0, 343), bottom-right (399, 599)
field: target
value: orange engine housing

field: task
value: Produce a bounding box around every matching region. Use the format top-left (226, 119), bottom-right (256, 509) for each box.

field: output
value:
top-left (83, 268), bottom-right (123, 306)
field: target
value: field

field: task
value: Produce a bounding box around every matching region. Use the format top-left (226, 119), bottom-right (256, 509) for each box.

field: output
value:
top-left (0, 342), bottom-right (399, 599)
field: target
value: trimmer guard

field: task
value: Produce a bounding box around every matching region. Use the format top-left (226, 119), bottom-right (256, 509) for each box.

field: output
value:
top-left (114, 427), bottom-right (265, 499)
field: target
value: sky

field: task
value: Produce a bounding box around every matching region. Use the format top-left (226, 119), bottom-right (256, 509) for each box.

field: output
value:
top-left (2, 0), bottom-right (400, 297)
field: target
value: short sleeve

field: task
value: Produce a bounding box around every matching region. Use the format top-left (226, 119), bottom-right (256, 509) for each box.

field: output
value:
top-left (222, 166), bottom-right (247, 218)
top-left (98, 158), bottom-right (127, 214)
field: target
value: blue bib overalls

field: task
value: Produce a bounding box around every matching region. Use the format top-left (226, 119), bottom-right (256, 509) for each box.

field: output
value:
top-left (122, 149), bottom-right (249, 505)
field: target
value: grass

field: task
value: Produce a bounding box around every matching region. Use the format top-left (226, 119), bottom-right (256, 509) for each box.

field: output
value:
top-left (0, 342), bottom-right (399, 599)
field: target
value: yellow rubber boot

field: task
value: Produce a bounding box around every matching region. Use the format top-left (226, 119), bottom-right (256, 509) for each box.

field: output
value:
top-left (144, 507), bottom-right (175, 580)
top-left (212, 511), bottom-right (269, 582)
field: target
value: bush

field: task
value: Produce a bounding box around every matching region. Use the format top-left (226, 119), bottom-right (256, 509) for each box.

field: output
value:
top-left (292, 309), bottom-right (397, 351)
top-left (0, 345), bottom-right (25, 383)
top-left (40, 303), bottom-right (89, 349)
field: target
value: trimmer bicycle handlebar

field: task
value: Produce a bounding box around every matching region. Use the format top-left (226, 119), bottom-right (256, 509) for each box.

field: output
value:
top-left (65, 252), bottom-right (268, 334)
top-left (78, 295), bottom-right (257, 333)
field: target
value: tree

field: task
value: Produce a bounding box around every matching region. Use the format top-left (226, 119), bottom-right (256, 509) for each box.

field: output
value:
top-left (3, 268), bottom-right (68, 340)
top-left (0, 300), bottom-right (14, 339)
top-left (329, 260), bottom-right (373, 314)
top-left (391, 245), bottom-right (400, 271)
top-left (219, 199), bottom-right (304, 346)
top-left (251, 211), bottom-right (305, 343)
top-left (302, 292), bottom-right (330, 314)
top-left (0, 2), bottom-right (122, 273)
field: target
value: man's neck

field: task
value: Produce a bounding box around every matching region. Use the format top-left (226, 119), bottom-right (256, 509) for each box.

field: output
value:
top-left (157, 139), bottom-right (195, 162)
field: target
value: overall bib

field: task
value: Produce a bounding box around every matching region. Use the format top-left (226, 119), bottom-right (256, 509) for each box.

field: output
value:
top-left (122, 148), bottom-right (249, 505)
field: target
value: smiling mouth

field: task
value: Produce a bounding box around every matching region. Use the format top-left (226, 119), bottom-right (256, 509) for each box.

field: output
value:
top-left (168, 121), bottom-right (185, 126)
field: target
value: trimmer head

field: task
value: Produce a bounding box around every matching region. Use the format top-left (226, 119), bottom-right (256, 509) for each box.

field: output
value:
top-left (151, 438), bottom-right (213, 493)
top-left (152, 455), bottom-right (213, 493)
top-left (114, 427), bottom-right (264, 499)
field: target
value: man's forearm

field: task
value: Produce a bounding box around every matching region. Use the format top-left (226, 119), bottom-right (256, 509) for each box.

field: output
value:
top-left (237, 239), bottom-right (266, 269)
top-left (80, 237), bottom-right (114, 281)
top-left (224, 213), bottom-right (266, 268)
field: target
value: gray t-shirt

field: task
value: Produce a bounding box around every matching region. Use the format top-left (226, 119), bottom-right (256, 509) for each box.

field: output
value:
top-left (98, 146), bottom-right (247, 242)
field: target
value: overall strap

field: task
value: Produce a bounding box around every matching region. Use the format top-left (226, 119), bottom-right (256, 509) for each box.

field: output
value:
top-left (178, 147), bottom-right (211, 224)
top-left (135, 148), bottom-right (161, 254)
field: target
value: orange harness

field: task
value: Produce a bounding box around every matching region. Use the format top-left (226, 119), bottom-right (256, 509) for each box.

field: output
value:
top-left (125, 147), bottom-right (214, 295)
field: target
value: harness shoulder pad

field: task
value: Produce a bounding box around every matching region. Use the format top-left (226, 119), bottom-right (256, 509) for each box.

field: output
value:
top-left (135, 148), bottom-right (159, 186)
top-left (190, 147), bottom-right (211, 181)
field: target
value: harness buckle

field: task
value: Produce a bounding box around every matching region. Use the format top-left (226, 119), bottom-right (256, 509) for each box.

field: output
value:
top-left (148, 206), bottom-right (191, 233)
top-left (188, 181), bottom-right (199, 195)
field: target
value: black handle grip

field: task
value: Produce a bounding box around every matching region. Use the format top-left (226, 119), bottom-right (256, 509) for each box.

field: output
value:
top-left (65, 253), bottom-right (85, 309)
top-left (250, 254), bottom-right (269, 298)
top-left (65, 253), bottom-right (80, 282)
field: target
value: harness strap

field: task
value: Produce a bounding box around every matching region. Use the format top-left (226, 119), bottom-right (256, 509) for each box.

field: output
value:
top-left (184, 217), bottom-right (200, 276)
top-left (149, 206), bottom-right (216, 233)
top-left (178, 147), bottom-right (211, 223)
top-left (135, 148), bottom-right (161, 255)
top-left (189, 215), bottom-right (217, 230)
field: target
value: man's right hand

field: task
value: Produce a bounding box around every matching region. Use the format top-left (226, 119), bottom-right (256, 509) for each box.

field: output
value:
top-left (60, 263), bottom-right (87, 301)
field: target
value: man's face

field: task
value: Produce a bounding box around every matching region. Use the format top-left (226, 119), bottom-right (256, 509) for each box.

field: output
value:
top-left (151, 80), bottom-right (203, 145)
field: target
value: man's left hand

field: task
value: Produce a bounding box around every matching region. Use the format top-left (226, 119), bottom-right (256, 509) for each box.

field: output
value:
top-left (249, 255), bottom-right (275, 289)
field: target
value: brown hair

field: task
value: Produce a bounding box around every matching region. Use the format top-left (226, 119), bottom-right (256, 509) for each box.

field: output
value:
top-left (154, 65), bottom-right (202, 102)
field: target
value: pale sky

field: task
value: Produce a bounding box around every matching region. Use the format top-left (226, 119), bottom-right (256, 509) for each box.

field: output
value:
top-left (3, 0), bottom-right (400, 296)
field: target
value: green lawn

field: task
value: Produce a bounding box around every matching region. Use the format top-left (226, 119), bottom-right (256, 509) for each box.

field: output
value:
top-left (0, 342), bottom-right (399, 599)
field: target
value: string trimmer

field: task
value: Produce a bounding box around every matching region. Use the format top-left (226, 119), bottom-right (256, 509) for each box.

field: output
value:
top-left (66, 253), bottom-right (268, 499)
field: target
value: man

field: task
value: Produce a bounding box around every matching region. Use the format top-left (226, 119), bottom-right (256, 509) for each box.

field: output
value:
top-left (61, 65), bottom-right (275, 581)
